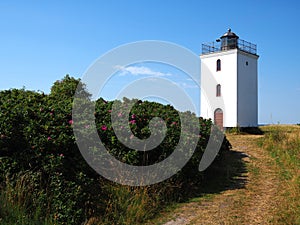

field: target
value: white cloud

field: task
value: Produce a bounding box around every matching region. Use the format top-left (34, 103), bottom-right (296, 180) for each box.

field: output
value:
top-left (180, 82), bottom-right (198, 89)
top-left (117, 65), bottom-right (172, 77)
top-left (114, 65), bottom-right (198, 89)
top-left (145, 77), bottom-right (159, 82)
top-left (172, 78), bottom-right (198, 89)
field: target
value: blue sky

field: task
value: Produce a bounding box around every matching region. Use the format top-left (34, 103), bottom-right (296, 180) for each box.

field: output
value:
top-left (0, 0), bottom-right (299, 124)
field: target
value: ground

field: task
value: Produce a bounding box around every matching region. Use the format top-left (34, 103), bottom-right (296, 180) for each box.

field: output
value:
top-left (151, 133), bottom-right (281, 225)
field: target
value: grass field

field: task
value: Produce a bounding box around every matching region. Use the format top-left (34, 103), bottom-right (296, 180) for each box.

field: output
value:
top-left (259, 125), bottom-right (300, 224)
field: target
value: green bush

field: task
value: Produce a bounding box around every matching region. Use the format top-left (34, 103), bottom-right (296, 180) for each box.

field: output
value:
top-left (0, 75), bottom-right (231, 224)
top-left (0, 76), bottom-right (100, 224)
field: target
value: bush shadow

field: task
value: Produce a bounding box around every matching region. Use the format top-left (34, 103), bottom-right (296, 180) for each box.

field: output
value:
top-left (184, 149), bottom-right (249, 198)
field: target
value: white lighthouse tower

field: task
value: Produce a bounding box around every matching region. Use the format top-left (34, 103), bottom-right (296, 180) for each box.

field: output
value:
top-left (200, 29), bottom-right (259, 129)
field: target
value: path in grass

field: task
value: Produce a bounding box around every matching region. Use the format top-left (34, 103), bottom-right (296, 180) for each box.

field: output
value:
top-left (160, 134), bottom-right (280, 225)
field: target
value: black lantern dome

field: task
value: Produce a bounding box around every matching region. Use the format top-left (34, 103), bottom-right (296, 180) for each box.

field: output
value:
top-left (220, 28), bottom-right (239, 50)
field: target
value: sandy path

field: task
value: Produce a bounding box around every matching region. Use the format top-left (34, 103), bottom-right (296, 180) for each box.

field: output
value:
top-left (162, 134), bottom-right (279, 225)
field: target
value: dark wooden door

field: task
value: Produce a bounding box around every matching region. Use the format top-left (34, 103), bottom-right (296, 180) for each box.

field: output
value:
top-left (214, 108), bottom-right (223, 130)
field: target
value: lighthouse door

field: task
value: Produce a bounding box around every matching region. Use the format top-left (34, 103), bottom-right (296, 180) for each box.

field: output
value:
top-left (214, 108), bottom-right (223, 130)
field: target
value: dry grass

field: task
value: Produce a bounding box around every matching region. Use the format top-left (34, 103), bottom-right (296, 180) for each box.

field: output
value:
top-left (260, 125), bottom-right (300, 224)
top-left (86, 185), bottom-right (158, 225)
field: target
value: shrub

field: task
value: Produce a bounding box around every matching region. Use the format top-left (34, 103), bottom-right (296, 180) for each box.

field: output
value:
top-left (0, 76), bottom-right (100, 224)
top-left (0, 75), bottom-right (231, 224)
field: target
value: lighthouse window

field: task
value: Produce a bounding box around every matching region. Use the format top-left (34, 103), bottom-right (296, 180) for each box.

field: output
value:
top-left (246, 61), bottom-right (249, 66)
top-left (216, 84), bottom-right (221, 97)
top-left (216, 59), bottom-right (221, 71)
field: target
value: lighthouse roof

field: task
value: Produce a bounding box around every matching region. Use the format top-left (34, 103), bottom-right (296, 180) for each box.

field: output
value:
top-left (221, 28), bottom-right (239, 39)
top-left (202, 29), bottom-right (257, 55)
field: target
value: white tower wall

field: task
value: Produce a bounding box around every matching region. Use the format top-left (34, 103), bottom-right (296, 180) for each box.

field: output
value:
top-left (237, 51), bottom-right (259, 127)
top-left (200, 50), bottom-right (238, 127)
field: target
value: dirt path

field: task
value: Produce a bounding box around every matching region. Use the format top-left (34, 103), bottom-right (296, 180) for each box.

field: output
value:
top-left (161, 134), bottom-right (280, 225)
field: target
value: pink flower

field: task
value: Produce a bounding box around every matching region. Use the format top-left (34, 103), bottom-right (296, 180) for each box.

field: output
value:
top-left (59, 153), bottom-right (64, 157)
top-left (50, 112), bottom-right (53, 116)
top-left (108, 110), bottom-right (112, 113)
top-left (118, 112), bottom-right (122, 117)
top-left (101, 125), bottom-right (107, 131)
top-left (47, 136), bottom-right (52, 141)
top-left (172, 122), bottom-right (177, 125)
top-left (131, 114), bottom-right (136, 119)
top-left (68, 120), bottom-right (73, 125)
top-left (129, 120), bottom-right (136, 124)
